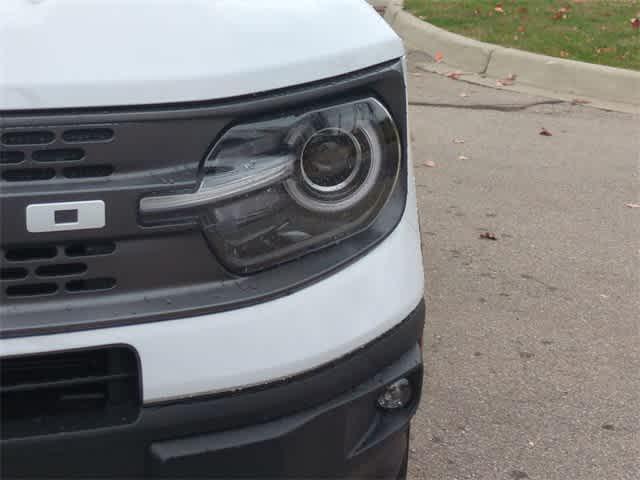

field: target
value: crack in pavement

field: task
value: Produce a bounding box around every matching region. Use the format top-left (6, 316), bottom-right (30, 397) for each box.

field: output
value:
top-left (408, 99), bottom-right (566, 112)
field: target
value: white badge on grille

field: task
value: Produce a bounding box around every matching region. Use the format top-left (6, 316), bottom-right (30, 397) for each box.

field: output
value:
top-left (26, 201), bottom-right (106, 233)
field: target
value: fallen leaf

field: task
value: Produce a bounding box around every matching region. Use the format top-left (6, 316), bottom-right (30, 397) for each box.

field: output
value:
top-left (560, 50), bottom-right (569, 58)
top-left (632, 18), bottom-right (640, 29)
top-left (494, 5), bottom-right (505, 14)
top-left (453, 138), bottom-right (465, 144)
top-left (539, 127), bottom-right (553, 136)
top-left (571, 98), bottom-right (591, 105)
top-left (458, 155), bottom-right (470, 160)
top-left (625, 202), bottom-right (640, 208)
top-left (480, 232), bottom-right (498, 241)
top-left (446, 71), bottom-right (463, 80)
top-left (434, 52), bottom-right (444, 63)
top-left (424, 160), bottom-right (436, 168)
top-left (517, 25), bottom-right (526, 33)
top-left (496, 73), bottom-right (517, 87)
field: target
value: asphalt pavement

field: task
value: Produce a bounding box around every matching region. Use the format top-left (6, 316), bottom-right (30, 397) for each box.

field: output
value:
top-left (407, 54), bottom-right (640, 480)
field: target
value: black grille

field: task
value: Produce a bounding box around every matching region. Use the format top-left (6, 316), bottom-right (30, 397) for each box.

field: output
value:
top-left (0, 61), bottom-right (406, 337)
top-left (1, 242), bottom-right (117, 299)
top-left (1, 346), bottom-right (140, 439)
top-left (1, 128), bottom-right (114, 182)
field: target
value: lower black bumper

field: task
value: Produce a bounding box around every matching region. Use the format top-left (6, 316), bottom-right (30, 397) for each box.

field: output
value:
top-left (1, 300), bottom-right (425, 478)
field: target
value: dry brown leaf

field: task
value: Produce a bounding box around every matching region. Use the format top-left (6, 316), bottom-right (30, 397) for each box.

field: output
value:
top-left (539, 127), bottom-right (553, 136)
top-left (632, 18), bottom-right (640, 29)
top-left (496, 73), bottom-right (517, 87)
top-left (625, 203), bottom-right (640, 208)
top-left (494, 5), bottom-right (505, 14)
top-left (446, 71), bottom-right (463, 80)
top-left (424, 160), bottom-right (436, 168)
top-left (480, 232), bottom-right (498, 241)
top-left (560, 50), bottom-right (569, 58)
top-left (434, 52), bottom-right (444, 63)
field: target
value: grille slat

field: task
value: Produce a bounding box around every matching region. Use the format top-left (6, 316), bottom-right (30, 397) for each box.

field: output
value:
top-left (1, 372), bottom-right (134, 394)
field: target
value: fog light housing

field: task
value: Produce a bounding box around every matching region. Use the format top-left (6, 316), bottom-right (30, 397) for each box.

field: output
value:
top-left (377, 378), bottom-right (412, 410)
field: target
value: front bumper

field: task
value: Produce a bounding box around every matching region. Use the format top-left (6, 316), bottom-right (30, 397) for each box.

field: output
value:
top-left (1, 301), bottom-right (424, 478)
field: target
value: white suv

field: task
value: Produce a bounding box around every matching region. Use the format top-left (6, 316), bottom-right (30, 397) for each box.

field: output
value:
top-left (0, 0), bottom-right (425, 477)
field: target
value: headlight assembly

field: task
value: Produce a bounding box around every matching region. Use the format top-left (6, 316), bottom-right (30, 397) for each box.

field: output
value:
top-left (140, 98), bottom-right (401, 273)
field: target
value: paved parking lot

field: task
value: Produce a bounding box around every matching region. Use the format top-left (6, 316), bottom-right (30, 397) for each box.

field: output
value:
top-left (408, 56), bottom-right (639, 480)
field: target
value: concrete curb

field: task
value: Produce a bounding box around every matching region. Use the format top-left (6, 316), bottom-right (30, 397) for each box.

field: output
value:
top-left (375, 1), bottom-right (640, 110)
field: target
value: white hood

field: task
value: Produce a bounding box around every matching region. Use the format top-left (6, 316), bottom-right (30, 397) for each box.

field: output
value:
top-left (0, 0), bottom-right (404, 110)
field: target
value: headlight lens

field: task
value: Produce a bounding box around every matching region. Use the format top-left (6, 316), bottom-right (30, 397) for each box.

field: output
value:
top-left (140, 98), bottom-right (401, 273)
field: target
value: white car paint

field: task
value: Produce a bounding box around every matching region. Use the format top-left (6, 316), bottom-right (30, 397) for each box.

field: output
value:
top-left (0, 0), bottom-right (404, 110)
top-left (1, 185), bottom-right (423, 403)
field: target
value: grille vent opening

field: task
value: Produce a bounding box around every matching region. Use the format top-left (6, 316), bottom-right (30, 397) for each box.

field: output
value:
top-left (5, 246), bottom-right (58, 262)
top-left (0, 268), bottom-right (28, 280)
top-left (1, 346), bottom-right (141, 439)
top-left (66, 277), bottom-right (116, 293)
top-left (65, 242), bottom-right (116, 257)
top-left (1, 127), bottom-right (115, 183)
top-left (2, 243), bottom-right (117, 299)
top-left (1, 131), bottom-right (55, 146)
top-left (63, 128), bottom-right (114, 143)
top-left (2, 168), bottom-right (56, 182)
top-left (0, 151), bottom-right (25, 165)
top-left (33, 149), bottom-right (85, 163)
top-left (63, 165), bottom-right (114, 179)
top-left (36, 263), bottom-right (87, 277)
top-left (6, 283), bottom-right (58, 297)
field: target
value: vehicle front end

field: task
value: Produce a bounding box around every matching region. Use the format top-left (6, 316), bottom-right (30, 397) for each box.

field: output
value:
top-left (0, 0), bottom-right (425, 477)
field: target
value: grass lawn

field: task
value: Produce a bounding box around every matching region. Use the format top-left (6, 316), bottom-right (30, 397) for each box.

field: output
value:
top-left (404, 0), bottom-right (640, 70)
